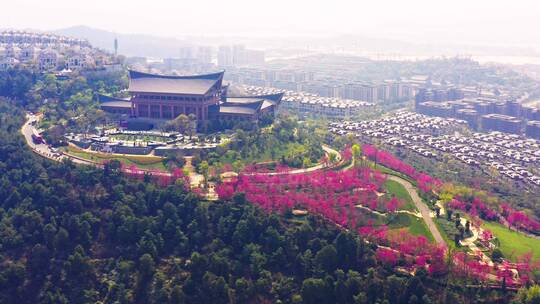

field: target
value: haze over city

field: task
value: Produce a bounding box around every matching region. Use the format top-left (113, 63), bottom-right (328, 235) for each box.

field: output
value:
top-left (2, 0), bottom-right (540, 48)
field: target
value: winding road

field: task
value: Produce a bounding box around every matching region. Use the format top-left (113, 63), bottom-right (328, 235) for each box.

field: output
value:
top-left (22, 113), bottom-right (101, 166)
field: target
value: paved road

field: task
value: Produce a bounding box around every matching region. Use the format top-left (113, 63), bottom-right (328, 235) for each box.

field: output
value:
top-left (386, 175), bottom-right (446, 246)
top-left (21, 114), bottom-right (63, 159)
top-left (21, 114), bottom-right (95, 166)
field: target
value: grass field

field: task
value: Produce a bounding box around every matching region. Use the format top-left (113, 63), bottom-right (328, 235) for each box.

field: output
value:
top-left (383, 179), bottom-right (417, 211)
top-left (63, 146), bottom-right (167, 171)
top-left (388, 213), bottom-right (434, 242)
top-left (482, 221), bottom-right (540, 262)
top-left (434, 219), bottom-right (455, 249)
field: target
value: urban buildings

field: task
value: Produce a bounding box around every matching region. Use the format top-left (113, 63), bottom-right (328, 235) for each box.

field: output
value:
top-left (222, 67), bottom-right (414, 102)
top-left (217, 45), bottom-right (265, 67)
top-left (480, 114), bottom-right (523, 134)
top-left (415, 86), bottom-right (540, 135)
top-left (242, 85), bottom-right (373, 120)
top-left (526, 121), bottom-right (540, 140)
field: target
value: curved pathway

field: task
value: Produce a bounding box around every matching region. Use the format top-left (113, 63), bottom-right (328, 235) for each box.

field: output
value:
top-left (386, 175), bottom-right (446, 246)
top-left (242, 144), bottom-right (342, 176)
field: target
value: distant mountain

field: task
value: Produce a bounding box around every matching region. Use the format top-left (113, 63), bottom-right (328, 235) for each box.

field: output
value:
top-left (54, 25), bottom-right (192, 58)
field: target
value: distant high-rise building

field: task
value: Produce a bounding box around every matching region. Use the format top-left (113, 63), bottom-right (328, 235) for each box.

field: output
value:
top-left (217, 45), bottom-right (265, 67)
top-left (114, 38), bottom-right (118, 57)
top-left (232, 44), bottom-right (245, 66)
top-left (217, 46), bottom-right (233, 67)
top-left (244, 49), bottom-right (265, 65)
top-left (196, 46), bottom-right (212, 64)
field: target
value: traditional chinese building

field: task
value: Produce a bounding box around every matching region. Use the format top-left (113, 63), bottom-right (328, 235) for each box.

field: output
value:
top-left (128, 70), bottom-right (225, 120)
top-left (211, 94), bottom-right (283, 121)
top-left (122, 70), bottom-right (282, 124)
top-left (97, 94), bottom-right (132, 115)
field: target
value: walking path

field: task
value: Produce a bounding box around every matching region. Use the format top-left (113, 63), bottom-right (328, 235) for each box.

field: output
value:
top-left (386, 175), bottom-right (446, 246)
top-left (340, 158), bottom-right (446, 246)
top-left (241, 145), bottom-right (342, 176)
top-left (355, 204), bottom-right (422, 218)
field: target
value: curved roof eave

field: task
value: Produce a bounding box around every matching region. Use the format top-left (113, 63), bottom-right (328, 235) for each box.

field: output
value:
top-left (128, 69), bottom-right (225, 81)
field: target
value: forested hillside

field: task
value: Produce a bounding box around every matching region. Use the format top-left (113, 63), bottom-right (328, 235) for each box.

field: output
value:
top-left (0, 97), bottom-right (531, 303)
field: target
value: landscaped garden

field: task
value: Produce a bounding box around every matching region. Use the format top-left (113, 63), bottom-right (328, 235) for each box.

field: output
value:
top-left (388, 213), bottom-right (434, 242)
top-left (200, 117), bottom-right (326, 172)
top-left (217, 163), bottom-right (447, 274)
top-left (62, 145), bottom-right (167, 170)
top-left (482, 221), bottom-right (540, 262)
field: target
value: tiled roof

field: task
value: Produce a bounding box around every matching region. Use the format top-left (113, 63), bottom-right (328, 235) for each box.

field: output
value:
top-left (128, 70), bottom-right (224, 95)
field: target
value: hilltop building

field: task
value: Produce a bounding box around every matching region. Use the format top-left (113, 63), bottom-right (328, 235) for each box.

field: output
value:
top-left (100, 70), bottom-right (283, 125)
top-left (97, 94), bottom-right (132, 115)
top-left (129, 70), bottom-right (225, 121)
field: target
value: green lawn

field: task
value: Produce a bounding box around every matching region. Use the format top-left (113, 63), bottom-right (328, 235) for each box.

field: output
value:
top-left (435, 218), bottom-right (457, 250)
top-left (63, 147), bottom-right (167, 171)
top-left (482, 221), bottom-right (540, 262)
top-left (388, 213), bottom-right (434, 242)
top-left (383, 179), bottom-right (417, 211)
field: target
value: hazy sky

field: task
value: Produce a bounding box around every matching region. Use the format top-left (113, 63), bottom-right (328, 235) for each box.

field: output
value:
top-left (2, 0), bottom-right (539, 46)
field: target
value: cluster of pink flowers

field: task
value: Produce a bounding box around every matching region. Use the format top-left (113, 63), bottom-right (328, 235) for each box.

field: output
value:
top-left (453, 251), bottom-right (536, 286)
top-left (453, 252), bottom-right (493, 282)
top-left (446, 196), bottom-right (539, 234)
top-left (380, 229), bottom-right (447, 275)
top-left (116, 163), bottom-right (190, 189)
top-left (215, 183), bottom-right (235, 200)
top-left (217, 166), bottom-right (447, 274)
top-left (501, 203), bottom-right (540, 233)
top-left (361, 144), bottom-right (441, 192)
top-left (221, 167), bottom-right (396, 220)
top-left (376, 247), bottom-right (399, 266)
top-left (447, 197), bottom-right (498, 221)
top-left (480, 229), bottom-right (493, 244)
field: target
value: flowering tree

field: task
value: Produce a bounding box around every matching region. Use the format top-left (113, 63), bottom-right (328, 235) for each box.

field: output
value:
top-left (376, 247), bottom-right (399, 266)
top-left (361, 144), bottom-right (441, 192)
